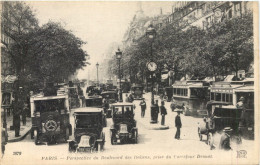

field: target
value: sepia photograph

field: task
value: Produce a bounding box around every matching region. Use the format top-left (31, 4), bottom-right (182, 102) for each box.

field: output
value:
top-left (0, 1), bottom-right (259, 165)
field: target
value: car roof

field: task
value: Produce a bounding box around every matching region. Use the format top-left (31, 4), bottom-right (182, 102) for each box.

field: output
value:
top-left (110, 102), bottom-right (135, 106)
top-left (74, 107), bottom-right (103, 113)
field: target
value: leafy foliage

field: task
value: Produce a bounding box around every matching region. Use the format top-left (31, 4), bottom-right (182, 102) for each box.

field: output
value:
top-left (110, 12), bottom-right (254, 84)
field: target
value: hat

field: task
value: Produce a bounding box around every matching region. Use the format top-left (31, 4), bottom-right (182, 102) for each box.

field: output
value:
top-left (239, 97), bottom-right (245, 101)
top-left (223, 127), bottom-right (233, 132)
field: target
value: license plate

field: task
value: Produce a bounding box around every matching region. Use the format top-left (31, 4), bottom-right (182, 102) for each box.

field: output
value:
top-left (117, 139), bottom-right (120, 143)
top-left (248, 127), bottom-right (253, 130)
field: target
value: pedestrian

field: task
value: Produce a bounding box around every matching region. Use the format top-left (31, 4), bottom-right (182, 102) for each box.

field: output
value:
top-left (128, 93), bottom-right (134, 102)
top-left (170, 99), bottom-right (176, 112)
top-left (139, 98), bottom-right (146, 118)
top-left (103, 98), bottom-right (109, 114)
top-left (160, 101), bottom-right (167, 125)
top-left (154, 100), bottom-right (159, 123)
top-left (175, 110), bottom-right (182, 140)
top-left (219, 127), bottom-right (232, 150)
top-left (125, 94), bottom-right (130, 102)
top-left (22, 103), bottom-right (29, 125)
top-left (237, 96), bottom-right (246, 128)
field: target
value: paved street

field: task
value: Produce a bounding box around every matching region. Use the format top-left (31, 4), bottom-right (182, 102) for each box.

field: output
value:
top-left (2, 93), bottom-right (255, 164)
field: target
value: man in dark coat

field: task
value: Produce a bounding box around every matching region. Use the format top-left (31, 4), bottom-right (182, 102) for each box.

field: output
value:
top-left (160, 101), bottom-right (167, 125)
top-left (139, 98), bottom-right (146, 118)
top-left (154, 100), bottom-right (159, 122)
top-left (175, 111), bottom-right (182, 139)
top-left (22, 103), bottom-right (29, 125)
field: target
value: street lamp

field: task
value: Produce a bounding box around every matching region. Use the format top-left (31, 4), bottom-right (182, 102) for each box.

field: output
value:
top-left (96, 62), bottom-right (99, 86)
top-left (116, 48), bottom-right (123, 102)
top-left (146, 24), bottom-right (158, 123)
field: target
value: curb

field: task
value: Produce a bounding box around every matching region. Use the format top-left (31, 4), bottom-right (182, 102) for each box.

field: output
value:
top-left (8, 128), bottom-right (32, 143)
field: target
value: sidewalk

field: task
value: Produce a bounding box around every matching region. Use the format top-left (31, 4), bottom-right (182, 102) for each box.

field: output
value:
top-left (4, 113), bottom-right (32, 142)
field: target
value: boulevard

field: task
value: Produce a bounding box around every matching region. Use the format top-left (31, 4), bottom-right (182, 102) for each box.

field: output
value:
top-left (3, 93), bottom-right (254, 159)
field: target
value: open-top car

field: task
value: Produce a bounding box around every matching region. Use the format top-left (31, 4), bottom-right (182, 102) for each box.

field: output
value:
top-left (68, 108), bottom-right (106, 152)
top-left (30, 93), bottom-right (72, 145)
top-left (101, 91), bottom-right (118, 117)
top-left (110, 102), bottom-right (138, 144)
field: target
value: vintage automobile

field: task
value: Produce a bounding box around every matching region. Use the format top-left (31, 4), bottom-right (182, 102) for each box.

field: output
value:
top-left (198, 103), bottom-right (242, 150)
top-left (86, 86), bottom-right (101, 96)
top-left (85, 95), bottom-right (103, 107)
top-left (68, 108), bottom-right (106, 152)
top-left (30, 93), bottom-right (72, 145)
top-left (131, 84), bottom-right (144, 100)
top-left (110, 103), bottom-right (138, 144)
top-left (101, 91), bottom-right (118, 117)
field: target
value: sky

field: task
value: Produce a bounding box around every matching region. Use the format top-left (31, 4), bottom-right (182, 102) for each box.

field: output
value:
top-left (27, 1), bottom-right (175, 80)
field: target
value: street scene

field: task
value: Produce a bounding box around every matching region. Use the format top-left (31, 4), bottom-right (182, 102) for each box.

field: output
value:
top-left (1, 1), bottom-right (258, 165)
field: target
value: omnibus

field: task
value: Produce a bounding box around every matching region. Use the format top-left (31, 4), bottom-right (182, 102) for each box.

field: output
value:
top-left (172, 80), bottom-right (209, 116)
top-left (209, 79), bottom-right (254, 139)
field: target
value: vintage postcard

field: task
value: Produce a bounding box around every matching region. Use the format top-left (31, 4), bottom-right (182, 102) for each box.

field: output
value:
top-left (0, 1), bottom-right (259, 165)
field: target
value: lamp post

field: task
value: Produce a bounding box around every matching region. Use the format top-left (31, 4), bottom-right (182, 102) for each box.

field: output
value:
top-left (116, 48), bottom-right (123, 102)
top-left (96, 62), bottom-right (99, 86)
top-left (146, 24), bottom-right (157, 123)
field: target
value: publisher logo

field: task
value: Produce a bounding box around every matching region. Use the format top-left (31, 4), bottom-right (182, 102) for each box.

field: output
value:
top-left (237, 150), bottom-right (247, 158)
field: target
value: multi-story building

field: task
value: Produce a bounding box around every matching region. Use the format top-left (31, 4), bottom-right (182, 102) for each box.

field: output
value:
top-left (163, 1), bottom-right (253, 30)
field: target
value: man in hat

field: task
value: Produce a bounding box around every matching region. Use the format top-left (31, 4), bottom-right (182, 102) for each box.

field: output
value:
top-left (160, 101), bottom-right (167, 125)
top-left (175, 110), bottom-right (182, 139)
top-left (219, 127), bottom-right (232, 150)
top-left (139, 98), bottom-right (146, 118)
top-left (154, 100), bottom-right (159, 123)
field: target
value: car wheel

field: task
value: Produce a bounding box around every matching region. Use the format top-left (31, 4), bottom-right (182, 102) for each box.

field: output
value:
top-left (111, 133), bottom-right (116, 145)
top-left (68, 141), bottom-right (75, 152)
top-left (134, 130), bottom-right (138, 144)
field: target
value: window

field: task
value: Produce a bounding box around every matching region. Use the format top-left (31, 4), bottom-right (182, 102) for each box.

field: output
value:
top-left (177, 88), bottom-right (180, 95)
top-left (215, 93), bottom-right (221, 101)
top-left (211, 92), bottom-right (214, 100)
top-left (184, 89), bottom-right (188, 96)
top-left (173, 88), bottom-right (177, 95)
top-left (228, 9), bottom-right (232, 18)
top-left (222, 93), bottom-right (226, 102)
top-left (114, 106), bottom-right (123, 115)
top-left (235, 2), bottom-right (241, 12)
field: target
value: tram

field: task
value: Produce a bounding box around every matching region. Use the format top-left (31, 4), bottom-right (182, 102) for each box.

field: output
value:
top-left (209, 79), bottom-right (254, 139)
top-left (171, 80), bottom-right (209, 116)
